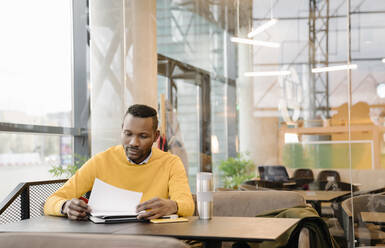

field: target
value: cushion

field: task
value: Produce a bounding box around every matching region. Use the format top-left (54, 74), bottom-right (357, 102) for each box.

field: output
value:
top-left (0, 233), bottom-right (188, 248)
top-left (213, 191), bottom-right (306, 217)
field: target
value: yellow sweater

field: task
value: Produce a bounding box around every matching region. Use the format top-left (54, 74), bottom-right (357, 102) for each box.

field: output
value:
top-left (44, 146), bottom-right (194, 217)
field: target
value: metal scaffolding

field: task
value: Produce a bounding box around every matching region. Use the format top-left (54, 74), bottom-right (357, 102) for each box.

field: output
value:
top-left (308, 0), bottom-right (330, 119)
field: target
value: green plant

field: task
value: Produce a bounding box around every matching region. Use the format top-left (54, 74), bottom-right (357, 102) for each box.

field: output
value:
top-left (218, 154), bottom-right (255, 189)
top-left (49, 154), bottom-right (89, 178)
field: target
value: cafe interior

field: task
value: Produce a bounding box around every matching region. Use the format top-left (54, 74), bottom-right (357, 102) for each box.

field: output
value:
top-left (1, 0), bottom-right (385, 247)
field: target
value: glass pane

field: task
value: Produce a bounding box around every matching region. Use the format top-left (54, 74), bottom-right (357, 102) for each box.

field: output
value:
top-left (283, 142), bottom-right (373, 169)
top-left (211, 80), bottom-right (238, 189)
top-left (0, 133), bottom-right (73, 202)
top-left (350, 7), bottom-right (385, 246)
top-left (157, 0), bottom-right (225, 75)
top-left (0, 0), bottom-right (73, 127)
top-left (157, 0), bottom-right (238, 191)
top-left (211, 80), bottom-right (228, 189)
top-left (174, 80), bottom-right (200, 193)
top-left (252, 1), bottom-right (353, 247)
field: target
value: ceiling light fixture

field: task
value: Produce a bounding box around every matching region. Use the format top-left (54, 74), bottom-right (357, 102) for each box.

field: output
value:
top-left (248, 18), bottom-right (278, 38)
top-left (230, 37), bottom-right (280, 48)
top-left (382, 58), bottom-right (385, 63)
top-left (244, 70), bottom-right (291, 77)
top-left (311, 64), bottom-right (358, 73)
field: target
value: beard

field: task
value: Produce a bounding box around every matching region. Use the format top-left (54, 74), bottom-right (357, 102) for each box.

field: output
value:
top-left (123, 144), bottom-right (142, 161)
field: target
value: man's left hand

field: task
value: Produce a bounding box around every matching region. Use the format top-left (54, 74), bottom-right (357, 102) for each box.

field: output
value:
top-left (136, 197), bottom-right (177, 220)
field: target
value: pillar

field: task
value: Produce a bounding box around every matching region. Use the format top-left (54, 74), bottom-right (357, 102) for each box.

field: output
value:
top-left (89, 0), bottom-right (157, 155)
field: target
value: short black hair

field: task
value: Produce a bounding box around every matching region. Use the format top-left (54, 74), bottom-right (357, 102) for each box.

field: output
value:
top-left (123, 104), bottom-right (158, 131)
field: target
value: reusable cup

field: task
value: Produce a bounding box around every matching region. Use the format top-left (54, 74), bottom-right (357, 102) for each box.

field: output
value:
top-left (196, 172), bottom-right (213, 219)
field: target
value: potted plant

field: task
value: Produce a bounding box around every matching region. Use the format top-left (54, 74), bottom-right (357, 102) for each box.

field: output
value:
top-left (218, 154), bottom-right (255, 189)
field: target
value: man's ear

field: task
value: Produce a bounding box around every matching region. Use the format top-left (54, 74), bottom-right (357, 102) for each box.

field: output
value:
top-left (153, 130), bottom-right (160, 143)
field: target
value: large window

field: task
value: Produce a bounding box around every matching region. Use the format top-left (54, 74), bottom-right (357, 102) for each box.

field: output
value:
top-left (0, 0), bottom-right (89, 202)
top-left (0, 133), bottom-right (73, 201)
top-left (0, 1), bottom-right (72, 127)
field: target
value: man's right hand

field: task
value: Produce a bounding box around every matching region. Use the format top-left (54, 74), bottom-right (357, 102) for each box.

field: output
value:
top-left (62, 198), bottom-right (91, 221)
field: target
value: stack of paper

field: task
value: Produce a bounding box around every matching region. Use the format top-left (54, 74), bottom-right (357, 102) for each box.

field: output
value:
top-left (88, 178), bottom-right (143, 223)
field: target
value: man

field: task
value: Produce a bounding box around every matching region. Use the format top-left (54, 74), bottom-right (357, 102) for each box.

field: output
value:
top-left (44, 104), bottom-right (194, 220)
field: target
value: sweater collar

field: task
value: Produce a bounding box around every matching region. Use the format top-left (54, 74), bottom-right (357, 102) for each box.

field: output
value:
top-left (127, 149), bottom-right (152, 165)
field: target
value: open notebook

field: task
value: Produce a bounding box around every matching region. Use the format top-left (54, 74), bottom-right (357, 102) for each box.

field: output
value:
top-left (88, 178), bottom-right (144, 224)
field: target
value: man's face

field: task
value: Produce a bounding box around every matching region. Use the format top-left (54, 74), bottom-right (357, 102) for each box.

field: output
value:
top-left (121, 114), bottom-right (159, 163)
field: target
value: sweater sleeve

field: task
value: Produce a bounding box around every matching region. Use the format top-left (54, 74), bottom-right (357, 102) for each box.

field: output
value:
top-left (168, 156), bottom-right (195, 216)
top-left (43, 157), bottom-right (97, 216)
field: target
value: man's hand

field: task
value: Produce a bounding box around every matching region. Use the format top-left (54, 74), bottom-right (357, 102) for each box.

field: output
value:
top-left (136, 198), bottom-right (177, 220)
top-left (62, 198), bottom-right (91, 221)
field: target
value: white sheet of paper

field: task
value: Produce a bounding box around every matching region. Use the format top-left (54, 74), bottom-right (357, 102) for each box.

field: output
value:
top-left (88, 178), bottom-right (143, 217)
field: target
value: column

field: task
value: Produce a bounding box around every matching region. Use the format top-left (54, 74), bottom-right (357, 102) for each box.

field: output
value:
top-left (89, 0), bottom-right (157, 155)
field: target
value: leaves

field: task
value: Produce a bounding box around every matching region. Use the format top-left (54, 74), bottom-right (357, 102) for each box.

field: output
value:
top-left (218, 154), bottom-right (255, 189)
top-left (49, 154), bottom-right (89, 178)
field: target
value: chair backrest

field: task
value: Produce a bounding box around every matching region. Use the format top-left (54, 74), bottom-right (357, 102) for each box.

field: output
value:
top-left (0, 233), bottom-right (188, 248)
top-left (316, 170), bottom-right (341, 182)
top-left (212, 190), bottom-right (306, 217)
top-left (0, 180), bottom-right (67, 224)
top-left (341, 194), bottom-right (385, 221)
top-left (293, 169), bottom-right (314, 180)
top-left (293, 169), bottom-right (314, 189)
top-left (258, 165), bottom-right (290, 182)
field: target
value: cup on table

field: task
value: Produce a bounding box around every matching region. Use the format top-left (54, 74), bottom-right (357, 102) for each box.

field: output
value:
top-left (196, 172), bottom-right (213, 220)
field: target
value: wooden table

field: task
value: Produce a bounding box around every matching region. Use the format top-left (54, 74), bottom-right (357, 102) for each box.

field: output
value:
top-left (0, 216), bottom-right (300, 248)
top-left (361, 212), bottom-right (385, 225)
top-left (294, 190), bottom-right (351, 215)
